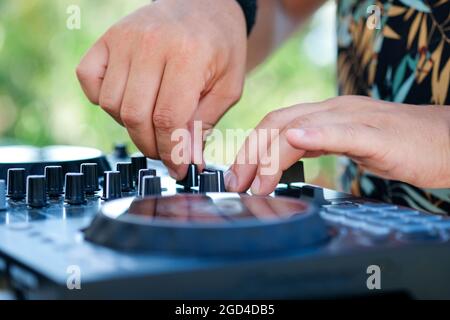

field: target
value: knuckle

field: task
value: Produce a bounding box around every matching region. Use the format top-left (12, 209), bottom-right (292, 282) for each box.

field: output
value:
top-left (261, 109), bottom-right (282, 125)
top-left (292, 115), bottom-right (313, 128)
top-left (344, 124), bottom-right (357, 139)
top-left (120, 105), bottom-right (145, 129)
top-left (98, 95), bottom-right (118, 114)
top-left (153, 106), bottom-right (176, 132)
top-left (75, 64), bottom-right (91, 82)
top-left (139, 28), bottom-right (161, 49)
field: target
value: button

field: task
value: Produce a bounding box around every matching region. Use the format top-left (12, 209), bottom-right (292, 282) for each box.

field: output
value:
top-left (176, 164), bottom-right (199, 190)
top-left (382, 208), bottom-right (420, 218)
top-left (44, 166), bottom-right (63, 197)
top-left (404, 214), bottom-right (442, 223)
top-left (366, 215), bottom-right (403, 226)
top-left (358, 203), bottom-right (397, 211)
top-left (199, 172), bottom-right (218, 193)
top-left (26, 175), bottom-right (47, 208)
top-left (7, 168), bottom-right (26, 200)
top-left (326, 204), bottom-right (365, 214)
top-left (430, 220), bottom-right (450, 230)
top-left (116, 162), bottom-right (133, 192)
top-left (142, 176), bottom-right (162, 196)
top-left (137, 169), bottom-right (156, 196)
top-left (102, 171), bottom-right (122, 200)
top-left (131, 156), bottom-right (147, 186)
top-left (394, 222), bottom-right (439, 241)
top-left (64, 173), bottom-right (86, 205)
top-left (80, 163), bottom-right (99, 195)
top-left (0, 180), bottom-right (6, 210)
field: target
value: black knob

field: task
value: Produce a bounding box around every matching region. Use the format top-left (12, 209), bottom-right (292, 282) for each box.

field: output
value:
top-left (113, 143), bottom-right (128, 158)
top-left (26, 175), bottom-right (47, 208)
top-left (142, 176), bottom-right (162, 196)
top-left (176, 164), bottom-right (199, 189)
top-left (116, 162), bottom-right (133, 192)
top-left (137, 169), bottom-right (156, 196)
top-left (80, 163), bottom-right (99, 195)
top-left (131, 156), bottom-right (147, 186)
top-left (102, 171), bottom-right (122, 200)
top-left (215, 170), bottom-right (226, 192)
top-left (64, 173), bottom-right (86, 205)
top-left (44, 166), bottom-right (63, 197)
top-left (7, 168), bottom-right (26, 200)
top-left (199, 172), bottom-right (219, 193)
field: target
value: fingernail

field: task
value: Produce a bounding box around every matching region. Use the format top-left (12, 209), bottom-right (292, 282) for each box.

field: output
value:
top-left (224, 170), bottom-right (237, 191)
top-left (250, 176), bottom-right (260, 195)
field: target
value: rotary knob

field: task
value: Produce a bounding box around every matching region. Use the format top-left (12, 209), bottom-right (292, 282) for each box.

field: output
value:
top-left (215, 170), bottom-right (226, 192)
top-left (113, 143), bottom-right (128, 159)
top-left (142, 176), bottom-right (162, 196)
top-left (80, 163), bottom-right (99, 195)
top-left (137, 168), bottom-right (157, 196)
top-left (7, 168), bottom-right (26, 200)
top-left (26, 175), bottom-right (47, 208)
top-left (64, 173), bottom-right (86, 205)
top-left (116, 162), bottom-right (133, 192)
top-left (102, 171), bottom-right (122, 200)
top-left (45, 166), bottom-right (63, 197)
top-left (0, 180), bottom-right (6, 210)
top-left (176, 164), bottom-right (199, 190)
top-left (131, 156), bottom-right (147, 187)
top-left (199, 172), bottom-right (219, 193)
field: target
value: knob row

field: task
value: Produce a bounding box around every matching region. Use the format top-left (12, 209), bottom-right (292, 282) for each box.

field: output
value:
top-left (176, 164), bottom-right (226, 193)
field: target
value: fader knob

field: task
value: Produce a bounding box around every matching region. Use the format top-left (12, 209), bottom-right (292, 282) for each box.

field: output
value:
top-left (7, 168), bottom-right (26, 200)
top-left (116, 162), bottom-right (133, 192)
top-left (45, 166), bottom-right (63, 197)
top-left (137, 168), bottom-right (156, 196)
top-left (0, 180), bottom-right (6, 210)
top-left (131, 156), bottom-right (147, 186)
top-left (64, 173), bottom-right (86, 205)
top-left (176, 164), bottom-right (199, 189)
top-left (80, 163), bottom-right (99, 195)
top-left (142, 176), bottom-right (162, 196)
top-left (199, 172), bottom-right (219, 193)
top-left (26, 175), bottom-right (47, 208)
top-left (102, 171), bottom-right (122, 200)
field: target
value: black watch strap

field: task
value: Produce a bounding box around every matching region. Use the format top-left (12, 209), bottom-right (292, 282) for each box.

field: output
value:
top-left (235, 0), bottom-right (257, 35)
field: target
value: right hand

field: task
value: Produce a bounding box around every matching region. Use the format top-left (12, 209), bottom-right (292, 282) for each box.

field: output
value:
top-left (76, 0), bottom-right (247, 179)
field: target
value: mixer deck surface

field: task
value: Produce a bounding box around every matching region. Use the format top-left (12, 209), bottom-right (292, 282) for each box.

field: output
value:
top-left (0, 145), bottom-right (449, 299)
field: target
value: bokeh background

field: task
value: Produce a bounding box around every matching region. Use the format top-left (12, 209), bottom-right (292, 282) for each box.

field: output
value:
top-left (0, 0), bottom-right (338, 188)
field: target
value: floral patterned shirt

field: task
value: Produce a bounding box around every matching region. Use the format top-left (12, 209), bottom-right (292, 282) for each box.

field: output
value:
top-left (337, 0), bottom-right (450, 214)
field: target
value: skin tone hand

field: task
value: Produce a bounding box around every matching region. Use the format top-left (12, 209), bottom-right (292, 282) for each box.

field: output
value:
top-left (76, 0), bottom-right (247, 179)
top-left (225, 95), bottom-right (450, 194)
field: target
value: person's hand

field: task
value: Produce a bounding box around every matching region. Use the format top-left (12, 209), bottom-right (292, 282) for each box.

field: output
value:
top-left (224, 95), bottom-right (450, 194)
top-left (76, 0), bottom-right (247, 179)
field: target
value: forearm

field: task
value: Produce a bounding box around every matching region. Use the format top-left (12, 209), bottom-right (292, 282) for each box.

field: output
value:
top-left (246, 0), bottom-right (326, 70)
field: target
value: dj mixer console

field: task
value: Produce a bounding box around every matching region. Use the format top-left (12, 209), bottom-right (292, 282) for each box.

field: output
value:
top-left (0, 145), bottom-right (449, 299)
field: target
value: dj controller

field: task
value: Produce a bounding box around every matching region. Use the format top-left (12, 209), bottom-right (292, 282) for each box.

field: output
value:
top-left (0, 145), bottom-right (449, 299)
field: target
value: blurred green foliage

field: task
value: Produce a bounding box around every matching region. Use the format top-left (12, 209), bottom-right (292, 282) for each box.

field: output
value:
top-left (0, 0), bottom-right (338, 187)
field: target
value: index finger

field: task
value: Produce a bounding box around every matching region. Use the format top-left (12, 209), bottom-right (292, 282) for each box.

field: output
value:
top-left (153, 59), bottom-right (204, 179)
top-left (76, 38), bottom-right (109, 105)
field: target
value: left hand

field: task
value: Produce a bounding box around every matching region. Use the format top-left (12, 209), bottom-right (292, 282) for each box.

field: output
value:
top-left (224, 95), bottom-right (450, 195)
